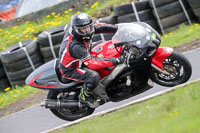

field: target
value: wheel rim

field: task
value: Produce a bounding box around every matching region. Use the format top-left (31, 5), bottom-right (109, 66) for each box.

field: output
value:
top-left (153, 58), bottom-right (184, 82)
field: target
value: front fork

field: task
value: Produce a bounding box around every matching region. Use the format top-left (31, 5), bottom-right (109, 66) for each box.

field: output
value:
top-left (151, 63), bottom-right (170, 75)
top-left (151, 47), bottom-right (174, 75)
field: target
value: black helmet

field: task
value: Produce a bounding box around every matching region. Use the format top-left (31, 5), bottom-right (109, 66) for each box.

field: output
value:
top-left (71, 13), bottom-right (94, 40)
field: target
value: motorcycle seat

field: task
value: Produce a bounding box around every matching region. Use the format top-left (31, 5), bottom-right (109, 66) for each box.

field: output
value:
top-left (55, 59), bottom-right (74, 84)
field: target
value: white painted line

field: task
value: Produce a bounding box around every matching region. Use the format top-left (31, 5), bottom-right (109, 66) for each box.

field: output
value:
top-left (43, 78), bottom-right (200, 133)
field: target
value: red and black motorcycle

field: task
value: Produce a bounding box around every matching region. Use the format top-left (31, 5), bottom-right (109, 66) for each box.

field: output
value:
top-left (26, 23), bottom-right (192, 121)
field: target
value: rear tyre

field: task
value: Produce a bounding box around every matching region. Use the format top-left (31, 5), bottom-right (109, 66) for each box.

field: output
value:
top-left (114, 1), bottom-right (150, 16)
top-left (187, 0), bottom-right (200, 9)
top-left (37, 26), bottom-right (65, 47)
top-left (117, 9), bottom-right (154, 23)
top-left (47, 90), bottom-right (95, 121)
top-left (160, 9), bottom-right (193, 29)
top-left (149, 0), bottom-right (177, 7)
top-left (150, 51), bottom-right (192, 87)
top-left (193, 8), bottom-right (200, 17)
top-left (97, 15), bottom-right (118, 24)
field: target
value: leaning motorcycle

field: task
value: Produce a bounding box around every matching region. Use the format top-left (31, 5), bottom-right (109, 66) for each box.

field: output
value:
top-left (26, 23), bottom-right (192, 121)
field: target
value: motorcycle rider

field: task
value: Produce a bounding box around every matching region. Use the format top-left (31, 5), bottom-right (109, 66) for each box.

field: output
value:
top-left (59, 12), bottom-right (124, 108)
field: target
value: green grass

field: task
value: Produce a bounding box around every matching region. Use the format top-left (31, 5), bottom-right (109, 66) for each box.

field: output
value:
top-left (52, 80), bottom-right (200, 133)
top-left (160, 23), bottom-right (200, 48)
top-left (0, 85), bottom-right (41, 109)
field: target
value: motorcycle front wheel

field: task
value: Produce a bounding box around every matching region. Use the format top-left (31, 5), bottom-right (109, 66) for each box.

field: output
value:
top-left (150, 51), bottom-right (192, 87)
top-left (47, 90), bottom-right (95, 121)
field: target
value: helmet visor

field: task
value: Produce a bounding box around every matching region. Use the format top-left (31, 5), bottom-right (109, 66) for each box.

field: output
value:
top-left (74, 23), bottom-right (94, 36)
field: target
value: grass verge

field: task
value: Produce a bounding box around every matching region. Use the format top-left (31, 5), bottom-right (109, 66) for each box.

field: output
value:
top-left (161, 24), bottom-right (200, 48)
top-left (52, 80), bottom-right (200, 133)
top-left (0, 86), bottom-right (41, 109)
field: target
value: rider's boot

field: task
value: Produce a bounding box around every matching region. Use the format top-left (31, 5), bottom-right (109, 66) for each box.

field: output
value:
top-left (80, 84), bottom-right (98, 108)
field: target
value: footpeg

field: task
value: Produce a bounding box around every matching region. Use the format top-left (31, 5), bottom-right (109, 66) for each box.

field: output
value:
top-left (126, 75), bottom-right (131, 86)
top-left (40, 101), bottom-right (46, 107)
top-left (147, 79), bottom-right (154, 87)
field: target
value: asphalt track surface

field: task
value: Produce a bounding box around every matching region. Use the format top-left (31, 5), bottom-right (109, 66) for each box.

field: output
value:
top-left (0, 48), bottom-right (200, 133)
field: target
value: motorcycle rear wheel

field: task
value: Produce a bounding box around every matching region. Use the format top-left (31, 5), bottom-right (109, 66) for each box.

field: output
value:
top-left (47, 90), bottom-right (95, 121)
top-left (150, 51), bottom-right (192, 87)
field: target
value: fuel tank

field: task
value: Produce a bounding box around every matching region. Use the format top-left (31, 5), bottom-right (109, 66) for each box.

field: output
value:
top-left (91, 40), bottom-right (123, 78)
top-left (91, 40), bottom-right (122, 59)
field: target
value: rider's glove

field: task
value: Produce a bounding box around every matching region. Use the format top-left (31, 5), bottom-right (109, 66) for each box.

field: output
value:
top-left (115, 55), bottom-right (125, 64)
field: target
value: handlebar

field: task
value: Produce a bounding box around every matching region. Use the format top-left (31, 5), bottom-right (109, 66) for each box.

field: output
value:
top-left (123, 49), bottom-right (145, 67)
top-left (114, 42), bottom-right (146, 67)
top-left (114, 42), bottom-right (124, 47)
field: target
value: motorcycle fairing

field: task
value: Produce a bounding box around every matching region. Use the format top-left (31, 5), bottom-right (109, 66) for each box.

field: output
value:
top-left (152, 47), bottom-right (173, 70)
top-left (28, 73), bottom-right (63, 89)
top-left (26, 59), bottom-right (82, 90)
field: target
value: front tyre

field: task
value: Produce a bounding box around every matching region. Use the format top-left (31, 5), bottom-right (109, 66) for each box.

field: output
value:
top-left (47, 90), bottom-right (95, 121)
top-left (150, 51), bottom-right (192, 87)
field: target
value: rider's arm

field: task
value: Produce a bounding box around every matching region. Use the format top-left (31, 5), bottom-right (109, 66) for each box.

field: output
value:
top-left (94, 23), bottom-right (118, 34)
top-left (70, 43), bottom-right (118, 70)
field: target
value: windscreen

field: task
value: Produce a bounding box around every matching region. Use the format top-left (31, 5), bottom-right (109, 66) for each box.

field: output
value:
top-left (112, 23), bottom-right (151, 44)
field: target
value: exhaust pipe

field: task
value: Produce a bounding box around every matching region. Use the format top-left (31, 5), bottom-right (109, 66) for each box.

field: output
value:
top-left (41, 99), bottom-right (86, 109)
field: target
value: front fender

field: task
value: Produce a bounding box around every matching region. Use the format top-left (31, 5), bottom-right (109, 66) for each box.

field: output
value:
top-left (152, 47), bottom-right (173, 70)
